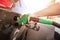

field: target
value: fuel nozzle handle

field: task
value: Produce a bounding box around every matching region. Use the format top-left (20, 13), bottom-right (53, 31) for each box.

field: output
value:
top-left (30, 17), bottom-right (53, 25)
top-left (30, 17), bottom-right (60, 28)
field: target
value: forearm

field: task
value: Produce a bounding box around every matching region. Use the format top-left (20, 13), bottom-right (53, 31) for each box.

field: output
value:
top-left (33, 3), bottom-right (60, 17)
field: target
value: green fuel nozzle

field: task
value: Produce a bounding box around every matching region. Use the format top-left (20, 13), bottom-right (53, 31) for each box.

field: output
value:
top-left (17, 14), bottom-right (53, 25)
top-left (16, 14), bottom-right (60, 30)
top-left (17, 14), bottom-right (29, 25)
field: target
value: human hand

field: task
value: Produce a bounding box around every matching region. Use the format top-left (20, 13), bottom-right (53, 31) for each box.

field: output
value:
top-left (28, 14), bottom-right (39, 24)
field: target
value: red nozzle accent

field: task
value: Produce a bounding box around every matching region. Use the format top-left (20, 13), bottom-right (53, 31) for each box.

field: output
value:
top-left (0, 0), bottom-right (13, 8)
